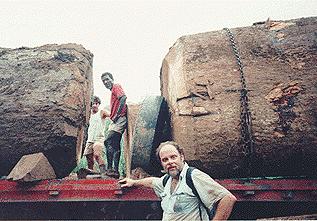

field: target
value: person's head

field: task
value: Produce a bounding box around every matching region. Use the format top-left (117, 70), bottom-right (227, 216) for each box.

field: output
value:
top-left (91, 95), bottom-right (101, 113)
top-left (156, 141), bottom-right (185, 178)
top-left (101, 72), bottom-right (114, 90)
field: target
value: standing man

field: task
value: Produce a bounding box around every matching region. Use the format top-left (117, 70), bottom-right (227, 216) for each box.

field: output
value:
top-left (83, 95), bottom-right (108, 177)
top-left (119, 141), bottom-right (237, 220)
top-left (101, 72), bottom-right (127, 179)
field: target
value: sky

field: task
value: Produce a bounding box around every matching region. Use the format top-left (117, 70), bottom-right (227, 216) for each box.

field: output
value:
top-left (1, 0), bottom-right (316, 105)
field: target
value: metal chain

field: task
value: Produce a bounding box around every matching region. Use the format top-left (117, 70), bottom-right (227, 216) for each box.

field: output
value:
top-left (224, 28), bottom-right (255, 172)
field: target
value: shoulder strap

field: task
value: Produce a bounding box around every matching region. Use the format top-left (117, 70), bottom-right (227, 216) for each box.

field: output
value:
top-left (186, 167), bottom-right (213, 220)
top-left (186, 167), bottom-right (198, 197)
top-left (162, 174), bottom-right (170, 187)
top-left (186, 167), bottom-right (206, 205)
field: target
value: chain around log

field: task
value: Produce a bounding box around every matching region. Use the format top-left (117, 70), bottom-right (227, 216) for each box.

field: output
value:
top-left (224, 28), bottom-right (255, 174)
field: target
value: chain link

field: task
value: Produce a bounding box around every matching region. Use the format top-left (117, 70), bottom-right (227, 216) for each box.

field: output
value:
top-left (224, 28), bottom-right (255, 172)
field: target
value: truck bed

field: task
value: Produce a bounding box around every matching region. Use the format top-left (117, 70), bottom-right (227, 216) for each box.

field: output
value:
top-left (1, 177), bottom-right (317, 219)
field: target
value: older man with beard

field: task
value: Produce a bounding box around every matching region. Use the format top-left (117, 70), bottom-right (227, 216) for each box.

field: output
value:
top-left (119, 141), bottom-right (236, 221)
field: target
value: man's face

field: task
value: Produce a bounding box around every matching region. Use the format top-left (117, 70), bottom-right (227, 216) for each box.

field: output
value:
top-left (91, 102), bottom-right (100, 113)
top-left (101, 75), bottom-right (114, 90)
top-left (159, 144), bottom-right (185, 178)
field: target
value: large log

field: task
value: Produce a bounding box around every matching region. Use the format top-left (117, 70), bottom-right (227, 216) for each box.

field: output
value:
top-left (131, 96), bottom-right (170, 175)
top-left (160, 17), bottom-right (317, 178)
top-left (0, 43), bottom-right (93, 178)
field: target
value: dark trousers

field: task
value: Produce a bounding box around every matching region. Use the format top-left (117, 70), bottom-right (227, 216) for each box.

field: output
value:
top-left (104, 130), bottom-right (122, 172)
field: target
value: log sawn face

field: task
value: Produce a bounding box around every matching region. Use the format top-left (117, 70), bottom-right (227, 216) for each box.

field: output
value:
top-left (160, 17), bottom-right (317, 178)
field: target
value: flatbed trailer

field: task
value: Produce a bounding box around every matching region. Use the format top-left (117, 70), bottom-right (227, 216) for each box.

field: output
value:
top-left (1, 177), bottom-right (317, 219)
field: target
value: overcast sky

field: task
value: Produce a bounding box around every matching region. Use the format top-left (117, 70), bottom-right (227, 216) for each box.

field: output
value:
top-left (1, 0), bottom-right (316, 105)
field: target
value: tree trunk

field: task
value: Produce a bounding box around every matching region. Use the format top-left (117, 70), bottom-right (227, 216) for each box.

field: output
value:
top-left (0, 43), bottom-right (93, 178)
top-left (160, 17), bottom-right (317, 178)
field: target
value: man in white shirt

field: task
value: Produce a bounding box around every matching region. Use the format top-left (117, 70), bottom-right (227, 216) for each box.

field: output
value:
top-left (119, 141), bottom-right (236, 220)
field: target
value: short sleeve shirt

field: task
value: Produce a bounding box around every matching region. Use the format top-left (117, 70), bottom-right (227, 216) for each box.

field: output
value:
top-left (152, 163), bottom-right (231, 221)
top-left (109, 84), bottom-right (127, 120)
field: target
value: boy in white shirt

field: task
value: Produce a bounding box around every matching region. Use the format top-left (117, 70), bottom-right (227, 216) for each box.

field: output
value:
top-left (83, 96), bottom-right (108, 177)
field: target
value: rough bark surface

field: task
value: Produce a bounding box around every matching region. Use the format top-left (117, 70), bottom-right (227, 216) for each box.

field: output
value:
top-left (0, 43), bottom-right (93, 178)
top-left (123, 104), bottom-right (140, 177)
top-left (160, 17), bottom-right (317, 178)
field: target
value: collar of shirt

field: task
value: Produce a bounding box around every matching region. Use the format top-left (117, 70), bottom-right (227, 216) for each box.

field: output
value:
top-left (166, 162), bottom-right (189, 195)
top-left (179, 162), bottom-right (189, 181)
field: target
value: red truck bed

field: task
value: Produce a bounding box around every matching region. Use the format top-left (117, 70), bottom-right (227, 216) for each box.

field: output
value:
top-left (1, 177), bottom-right (316, 219)
top-left (1, 177), bottom-right (316, 202)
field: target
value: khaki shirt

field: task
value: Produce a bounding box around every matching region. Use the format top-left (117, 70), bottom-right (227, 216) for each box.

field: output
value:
top-left (153, 163), bottom-right (231, 221)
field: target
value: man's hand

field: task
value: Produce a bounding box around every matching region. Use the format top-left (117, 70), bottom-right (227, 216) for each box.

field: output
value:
top-left (119, 177), bottom-right (155, 188)
top-left (112, 116), bottom-right (119, 123)
top-left (101, 109), bottom-right (110, 119)
top-left (118, 178), bottom-right (135, 188)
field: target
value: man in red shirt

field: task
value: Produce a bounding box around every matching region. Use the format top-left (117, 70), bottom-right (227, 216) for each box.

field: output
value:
top-left (101, 72), bottom-right (127, 179)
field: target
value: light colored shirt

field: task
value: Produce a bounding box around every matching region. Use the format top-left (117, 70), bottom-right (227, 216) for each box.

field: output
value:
top-left (87, 110), bottom-right (106, 142)
top-left (153, 163), bottom-right (231, 221)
